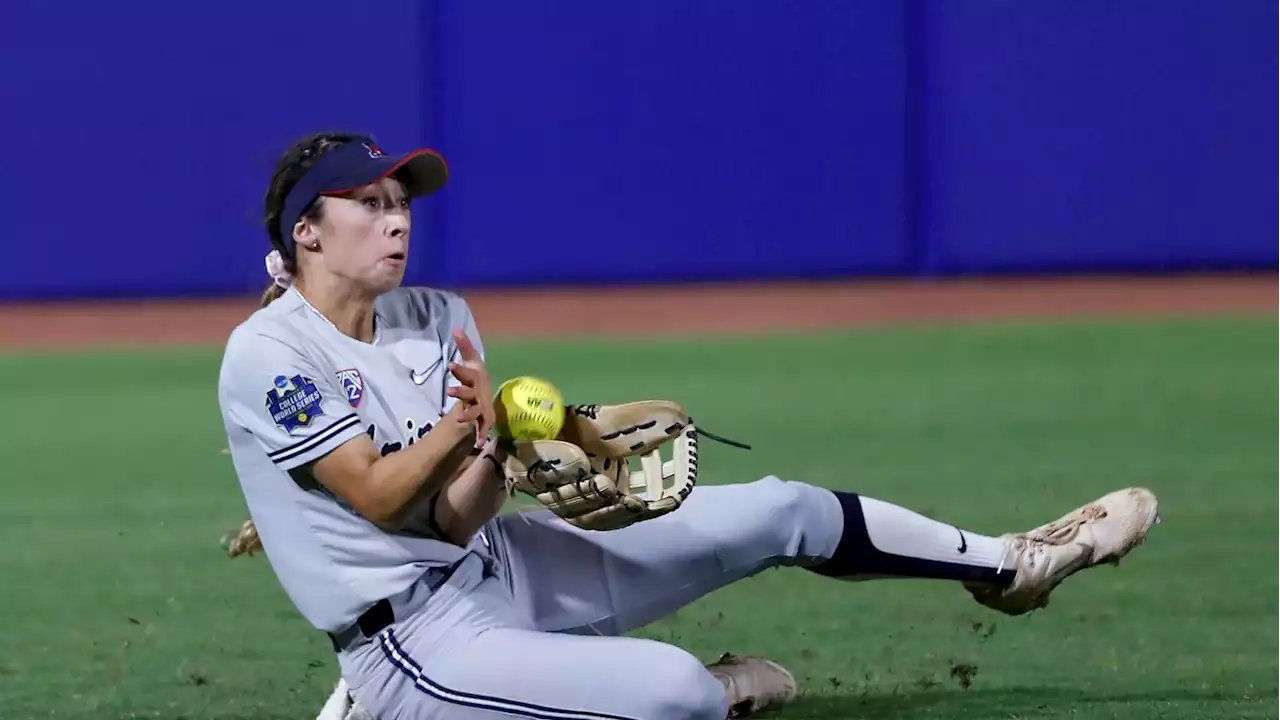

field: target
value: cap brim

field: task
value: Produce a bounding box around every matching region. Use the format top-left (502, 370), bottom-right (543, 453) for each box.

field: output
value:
top-left (386, 149), bottom-right (450, 198)
top-left (318, 148), bottom-right (450, 199)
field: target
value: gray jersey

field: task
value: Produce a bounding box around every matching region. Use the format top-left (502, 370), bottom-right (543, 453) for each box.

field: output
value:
top-left (217, 286), bottom-right (484, 633)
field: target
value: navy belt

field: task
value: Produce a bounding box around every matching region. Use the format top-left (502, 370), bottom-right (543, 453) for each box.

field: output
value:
top-left (327, 562), bottom-right (462, 653)
top-left (328, 597), bottom-right (395, 652)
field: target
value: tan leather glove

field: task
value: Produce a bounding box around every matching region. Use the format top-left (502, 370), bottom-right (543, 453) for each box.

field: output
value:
top-left (503, 400), bottom-right (748, 531)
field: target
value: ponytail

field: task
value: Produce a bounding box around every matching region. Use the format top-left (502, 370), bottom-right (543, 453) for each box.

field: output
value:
top-left (260, 283), bottom-right (288, 307)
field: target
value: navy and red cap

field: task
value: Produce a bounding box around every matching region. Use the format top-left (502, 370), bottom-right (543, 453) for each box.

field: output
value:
top-left (277, 137), bottom-right (448, 255)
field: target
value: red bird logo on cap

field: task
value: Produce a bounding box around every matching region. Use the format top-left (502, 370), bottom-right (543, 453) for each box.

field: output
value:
top-left (363, 142), bottom-right (384, 158)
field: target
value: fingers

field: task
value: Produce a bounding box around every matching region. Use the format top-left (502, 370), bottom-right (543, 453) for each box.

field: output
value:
top-left (453, 329), bottom-right (481, 363)
top-left (447, 371), bottom-right (492, 447)
top-left (448, 361), bottom-right (482, 386)
top-left (450, 403), bottom-right (492, 448)
top-left (447, 385), bottom-right (478, 403)
top-left (452, 401), bottom-right (483, 424)
top-left (446, 340), bottom-right (492, 447)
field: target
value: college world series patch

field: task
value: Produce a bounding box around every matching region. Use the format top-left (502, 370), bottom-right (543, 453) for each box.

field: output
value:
top-left (265, 374), bottom-right (325, 433)
top-left (335, 368), bottom-right (364, 408)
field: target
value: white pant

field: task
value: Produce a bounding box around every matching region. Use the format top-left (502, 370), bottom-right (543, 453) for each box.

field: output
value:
top-left (337, 477), bottom-right (845, 720)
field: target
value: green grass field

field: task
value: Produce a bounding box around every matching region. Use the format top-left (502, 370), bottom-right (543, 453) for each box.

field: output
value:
top-left (1, 317), bottom-right (1275, 720)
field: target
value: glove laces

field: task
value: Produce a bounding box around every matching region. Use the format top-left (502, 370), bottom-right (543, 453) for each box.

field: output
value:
top-left (568, 405), bottom-right (754, 451)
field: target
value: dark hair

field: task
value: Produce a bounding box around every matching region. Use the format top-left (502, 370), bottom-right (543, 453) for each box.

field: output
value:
top-left (259, 131), bottom-right (365, 306)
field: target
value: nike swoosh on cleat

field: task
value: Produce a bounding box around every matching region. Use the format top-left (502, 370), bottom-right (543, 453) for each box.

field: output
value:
top-left (956, 528), bottom-right (968, 554)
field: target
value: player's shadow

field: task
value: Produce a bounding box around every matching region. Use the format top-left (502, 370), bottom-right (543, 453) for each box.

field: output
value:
top-left (780, 685), bottom-right (1248, 719)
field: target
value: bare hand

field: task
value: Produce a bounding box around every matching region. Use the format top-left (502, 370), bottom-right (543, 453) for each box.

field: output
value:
top-left (447, 329), bottom-right (496, 446)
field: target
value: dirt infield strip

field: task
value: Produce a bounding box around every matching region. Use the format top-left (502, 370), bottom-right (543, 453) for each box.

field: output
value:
top-left (0, 274), bottom-right (1273, 350)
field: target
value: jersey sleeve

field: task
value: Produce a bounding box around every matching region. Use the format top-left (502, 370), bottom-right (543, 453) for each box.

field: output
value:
top-left (219, 328), bottom-right (368, 470)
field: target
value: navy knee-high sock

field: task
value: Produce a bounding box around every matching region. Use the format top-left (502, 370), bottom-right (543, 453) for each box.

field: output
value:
top-left (809, 491), bottom-right (1015, 587)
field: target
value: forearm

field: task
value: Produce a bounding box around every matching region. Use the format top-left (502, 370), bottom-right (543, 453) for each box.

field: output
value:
top-left (433, 438), bottom-right (509, 545)
top-left (365, 420), bottom-right (477, 528)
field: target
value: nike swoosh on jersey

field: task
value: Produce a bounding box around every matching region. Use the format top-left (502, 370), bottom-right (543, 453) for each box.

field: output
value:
top-left (410, 357), bottom-right (444, 385)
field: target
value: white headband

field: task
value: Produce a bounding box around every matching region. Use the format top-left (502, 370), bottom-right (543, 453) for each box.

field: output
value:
top-left (265, 250), bottom-right (294, 289)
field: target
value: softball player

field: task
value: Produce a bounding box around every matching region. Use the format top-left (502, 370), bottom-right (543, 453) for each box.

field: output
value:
top-left (218, 132), bottom-right (1160, 720)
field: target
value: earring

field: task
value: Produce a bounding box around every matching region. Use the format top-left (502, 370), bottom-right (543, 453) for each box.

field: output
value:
top-left (310, 242), bottom-right (320, 251)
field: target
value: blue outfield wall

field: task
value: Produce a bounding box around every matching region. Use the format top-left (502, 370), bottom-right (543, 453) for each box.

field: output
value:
top-left (426, 2), bottom-right (910, 287)
top-left (0, 0), bottom-right (434, 300)
top-left (914, 0), bottom-right (1277, 276)
top-left (0, 1), bottom-right (1274, 300)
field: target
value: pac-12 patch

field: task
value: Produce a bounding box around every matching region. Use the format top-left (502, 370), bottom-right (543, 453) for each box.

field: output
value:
top-left (335, 368), bottom-right (364, 408)
top-left (265, 374), bottom-right (325, 433)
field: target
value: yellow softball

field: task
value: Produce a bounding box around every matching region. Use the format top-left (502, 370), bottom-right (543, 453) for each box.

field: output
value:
top-left (495, 376), bottom-right (566, 441)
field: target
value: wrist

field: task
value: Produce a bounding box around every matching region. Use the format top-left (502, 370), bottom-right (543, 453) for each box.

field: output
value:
top-left (440, 414), bottom-right (477, 441)
top-left (480, 451), bottom-right (504, 477)
top-left (478, 437), bottom-right (507, 478)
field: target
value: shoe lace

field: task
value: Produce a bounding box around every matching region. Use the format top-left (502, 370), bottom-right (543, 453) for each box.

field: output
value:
top-left (1002, 505), bottom-right (1107, 573)
top-left (1002, 536), bottom-right (1046, 573)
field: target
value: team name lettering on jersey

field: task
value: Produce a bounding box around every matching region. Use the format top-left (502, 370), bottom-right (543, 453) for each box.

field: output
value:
top-left (367, 416), bottom-right (438, 457)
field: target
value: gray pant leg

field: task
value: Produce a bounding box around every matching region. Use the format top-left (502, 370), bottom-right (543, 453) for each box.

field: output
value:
top-left (340, 556), bottom-right (728, 720)
top-left (485, 476), bottom-right (845, 635)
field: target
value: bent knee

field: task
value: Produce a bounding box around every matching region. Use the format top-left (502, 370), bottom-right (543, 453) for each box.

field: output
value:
top-left (721, 476), bottom-right (840, 564)
top-left (741, 476), bottom-right (823, 532)
top-left (637, 643), bottom-right (728, 720)
top-left (752, 475), bottom-right (810, 513)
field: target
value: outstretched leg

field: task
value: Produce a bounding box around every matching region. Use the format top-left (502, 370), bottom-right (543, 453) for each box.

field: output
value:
top-left (809, 485), bottom-right (1159, 614)
top-left (484, 476), bottom-right (1158, 636)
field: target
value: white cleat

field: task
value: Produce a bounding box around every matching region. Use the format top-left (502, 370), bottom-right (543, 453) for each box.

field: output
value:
top-left (315, 678), bottom-right (376, 720)
top-left (966, 486), bottom-right (1161, 616)
top-left (707, 653), bottom-right (798, 718)
top-left (315, 679), bottom-right (354, 720)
